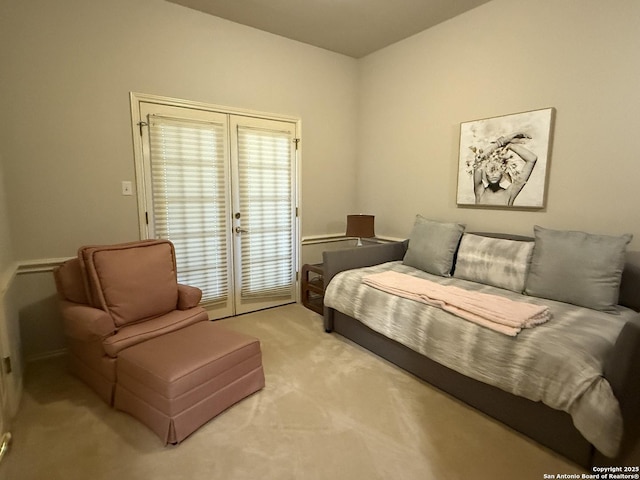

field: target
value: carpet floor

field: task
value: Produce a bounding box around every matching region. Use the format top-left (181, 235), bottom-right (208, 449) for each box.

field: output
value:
top-left (1, 304), bottom-right (586, 479)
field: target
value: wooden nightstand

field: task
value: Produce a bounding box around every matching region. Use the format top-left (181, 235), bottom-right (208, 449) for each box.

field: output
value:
top-left (301, 263), bottom-right (324, 314)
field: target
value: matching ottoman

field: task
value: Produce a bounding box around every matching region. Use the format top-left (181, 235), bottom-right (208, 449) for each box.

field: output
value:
top-left (114, 321), bottom-right (265, 444)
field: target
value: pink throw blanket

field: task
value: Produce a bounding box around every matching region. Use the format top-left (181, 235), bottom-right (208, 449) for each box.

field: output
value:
top-left (362, 271), bottom-right (550, 336)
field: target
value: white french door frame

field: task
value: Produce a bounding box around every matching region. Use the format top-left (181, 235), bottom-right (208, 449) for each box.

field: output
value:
top-left (129, 92), bottom-right (302, 318)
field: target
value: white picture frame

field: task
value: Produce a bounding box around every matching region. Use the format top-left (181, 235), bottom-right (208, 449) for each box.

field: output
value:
top-left (456, 108), bottom-right (555, 209)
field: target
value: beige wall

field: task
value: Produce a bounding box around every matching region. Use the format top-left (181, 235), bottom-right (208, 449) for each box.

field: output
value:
top-left (0, 0), bottom-right (359, 261)
top-left (357, 0), bottom-right (640, 248)
top-left (0, 155), bottom-right (13, 272)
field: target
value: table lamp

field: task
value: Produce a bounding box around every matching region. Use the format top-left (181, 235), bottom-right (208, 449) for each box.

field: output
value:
top-left (346, 214), bottom-right (375, 246)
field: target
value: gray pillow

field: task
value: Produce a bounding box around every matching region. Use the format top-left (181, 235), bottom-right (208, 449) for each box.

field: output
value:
top-left (403, 215), bottom-right (465, 276)
top-left (524, 226), bottom-right (632, 312)
top-left (454, 233), bottom-right (534, 293)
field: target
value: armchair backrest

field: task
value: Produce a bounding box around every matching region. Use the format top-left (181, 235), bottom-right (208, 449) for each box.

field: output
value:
top-left (78, 240), bottom-right (180, 327)
top-left (54, 257), bottom-right (89, 304)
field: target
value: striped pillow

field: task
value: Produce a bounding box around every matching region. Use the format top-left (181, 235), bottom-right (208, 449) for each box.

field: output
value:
top-left (453, 234), bottom-right (534, 293)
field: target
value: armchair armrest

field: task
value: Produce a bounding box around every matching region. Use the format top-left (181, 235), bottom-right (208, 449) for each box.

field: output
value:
top-left (177, 284), bottom-right (202, 310)
top-left (59, 300), bottom-right (116, 341)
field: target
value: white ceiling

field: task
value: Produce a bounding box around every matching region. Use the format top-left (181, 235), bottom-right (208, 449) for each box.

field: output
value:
top-left (165, 0), bottom-right (492, 58)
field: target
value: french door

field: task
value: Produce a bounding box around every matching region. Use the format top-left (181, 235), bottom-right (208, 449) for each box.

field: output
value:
top-left (133, 97), bottom-right (298, 319)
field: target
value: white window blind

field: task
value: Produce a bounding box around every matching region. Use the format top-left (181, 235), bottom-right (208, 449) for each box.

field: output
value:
top-left (148, 114), bottom-right (230, 306)
top-left (237, 126), bottom-right (294, 300)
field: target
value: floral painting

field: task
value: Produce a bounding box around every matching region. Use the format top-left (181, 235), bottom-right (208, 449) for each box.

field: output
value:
top-left (456, 108), bottom-right (554, 209)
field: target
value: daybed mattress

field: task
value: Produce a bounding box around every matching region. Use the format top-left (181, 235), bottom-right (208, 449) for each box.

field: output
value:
top-left (324, 261), bottom-right (637, 457)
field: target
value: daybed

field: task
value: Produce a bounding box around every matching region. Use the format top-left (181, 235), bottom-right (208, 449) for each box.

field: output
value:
top-left (322, 218), bottom-right (640, 468)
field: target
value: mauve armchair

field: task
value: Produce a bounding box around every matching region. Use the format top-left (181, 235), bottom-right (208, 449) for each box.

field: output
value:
top-left (53, 240), bottom-right (209, 405)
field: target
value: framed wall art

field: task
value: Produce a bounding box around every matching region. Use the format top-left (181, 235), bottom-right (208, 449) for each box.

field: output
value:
top-left (456, 107), bottom-right (555, 209)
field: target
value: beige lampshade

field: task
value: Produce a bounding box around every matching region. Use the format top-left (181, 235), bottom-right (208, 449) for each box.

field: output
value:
top-left (346, 214), bottom-right (375, 238)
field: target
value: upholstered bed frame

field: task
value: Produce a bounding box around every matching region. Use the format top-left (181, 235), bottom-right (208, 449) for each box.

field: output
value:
top-left (322, 237), bottom-right (640, 468)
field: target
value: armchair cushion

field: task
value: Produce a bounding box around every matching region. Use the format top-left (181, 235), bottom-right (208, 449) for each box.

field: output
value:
top-left (102, 307), bottom-right (208, 357)
top-left (78, 239), bottom-right (161, 309)
top-left (82, 240), bottom-right (180, 327)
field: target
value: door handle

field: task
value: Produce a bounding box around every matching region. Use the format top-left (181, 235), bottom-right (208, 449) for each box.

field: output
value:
top-left (235, 226), bottom-right (249, 234)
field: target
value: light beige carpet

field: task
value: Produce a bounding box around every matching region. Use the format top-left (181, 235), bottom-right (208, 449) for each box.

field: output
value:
top-left (1, 304), bottom-right (583, 480)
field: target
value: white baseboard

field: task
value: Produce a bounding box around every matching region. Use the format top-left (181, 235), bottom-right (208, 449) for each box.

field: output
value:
top-left (26, 348), bottom-right (68, 363)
